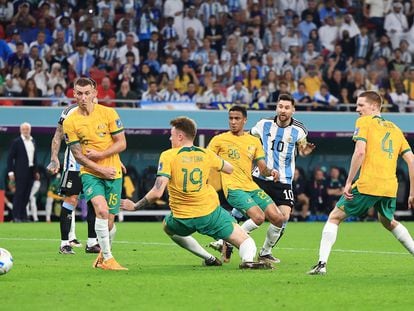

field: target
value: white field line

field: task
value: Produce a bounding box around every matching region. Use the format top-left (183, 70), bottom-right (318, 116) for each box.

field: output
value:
top-left (0, 237), bottom-right (410, 256)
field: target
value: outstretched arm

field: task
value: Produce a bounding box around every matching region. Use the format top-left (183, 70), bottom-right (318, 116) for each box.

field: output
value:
top-left (121, 176), bottom-right (169, 211)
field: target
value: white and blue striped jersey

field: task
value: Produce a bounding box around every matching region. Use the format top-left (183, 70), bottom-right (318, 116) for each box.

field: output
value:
top-left (251, 117), bottom-right (308, 185)
top-left (58, 105), bottom-right (81, 172)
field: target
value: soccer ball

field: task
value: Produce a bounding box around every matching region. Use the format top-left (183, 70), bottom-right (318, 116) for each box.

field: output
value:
top-left (0, 248), bottom-right (13, 275)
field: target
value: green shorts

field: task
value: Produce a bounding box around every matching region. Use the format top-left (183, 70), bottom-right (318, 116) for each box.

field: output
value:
top-left (164, 206), bottom-right (236, 240)
top-left (227, 188), bottom-right (274, 216)
top-left (336, 187), bottom-right (396, 221)
top-left (81, 174), bottom-right (122, 215)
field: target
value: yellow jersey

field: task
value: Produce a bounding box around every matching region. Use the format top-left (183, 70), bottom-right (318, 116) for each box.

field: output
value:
top-left (157, 146), bottom-right (224, 218)
top-left (353, 115), bottom-right (411, 197)
top-left (63, 104), bottom-right (124, 179)
top-left (208, 131), bottom-right (265, 194)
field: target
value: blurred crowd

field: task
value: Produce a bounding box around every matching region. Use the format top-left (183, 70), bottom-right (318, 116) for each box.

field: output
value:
top-left (0, 0), bottom-right (414, 111)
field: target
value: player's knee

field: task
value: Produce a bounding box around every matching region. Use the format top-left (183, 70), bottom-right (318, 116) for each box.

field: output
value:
top-left (65, 195), bottom-right (78, 207)
top-left (250, 213), bottom-right (265, 226)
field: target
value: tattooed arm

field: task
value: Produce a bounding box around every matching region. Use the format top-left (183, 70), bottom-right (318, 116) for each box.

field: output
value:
top-left (69, 143), bottom-right (117, 179)
top-left (121, 176), bottom-right (169, 211)
top-left (46, 124), bottom-right (64, 174)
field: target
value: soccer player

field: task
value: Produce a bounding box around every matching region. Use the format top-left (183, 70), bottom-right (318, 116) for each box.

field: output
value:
top-left (308, 91), bottom-right (414, 275)
top-left (47, 103), bottom-right (100, 255)
top-left (121, 117), bottom-right (272, 269)
top-left (251, 93), bottom-right (315, 263)
top-left (207, 106), bottom-right (285, 263)
top-left (62, 77), bottom-right (127, 270)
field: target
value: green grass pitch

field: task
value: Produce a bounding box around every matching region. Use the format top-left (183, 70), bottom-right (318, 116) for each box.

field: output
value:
top-left (1, 221), bottom-right (414, 311)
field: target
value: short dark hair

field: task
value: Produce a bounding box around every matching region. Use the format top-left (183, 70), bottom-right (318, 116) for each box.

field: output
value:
top-left (229, 105), bottom-right (247, 118)
top-left (358, 91), bottom-right (382, 108)
top-left (278, 93), bottom-right (295, 106)
top-left (74, 77), bottom-right (97, 89)
top-left (170, 117), bottom-right (197, 140)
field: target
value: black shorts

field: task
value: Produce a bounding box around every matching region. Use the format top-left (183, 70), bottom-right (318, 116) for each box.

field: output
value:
top-left (253, 177), bottom-right (295, 208)
top-left (59, 170), bottom-right (82, 196)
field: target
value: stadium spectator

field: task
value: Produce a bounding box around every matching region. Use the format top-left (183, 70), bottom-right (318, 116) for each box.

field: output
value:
top-left (389, 82), bottom-right (410, 112)
top-left (354, 25), bottom-right (372, 60)
top-left (307, 168), bottom-right (328, 216)
top-left (160, 79), bottom-right (181, 101)
top-left (141, 81), bottom-right (162, 101)
top-left (98, 35), bottom-right (119, 72)
top-left (313, 84), bottom-right (339, 111)
top-left (20, 78), bottom-right (42, 106)
top-left (205, 15), bottom-right (223, 56)
top-left (118, 33), bottom-right (140, 66)
top-left (227, 77), bottom-right (250, 104)
top-left (174, 63), bottom-right (199, 95)
top-left (49, 83), bottom-right (69, 107)
top-left (163, 0), bottom-right (184, 42)
top-left (68, 41), bottom-right (95, 78)
top-left (293, 167), bottom-right (310, 220)
top-left (384, 2), bottom-right (408, 49)
top-left (202, 80), bottom-right (226, 108)
top-left (292, 82), bottom-right (312, 109)
top-left (7, 41), bottom-right (30, 76)
top-left (183, 6), bottom-right (204, 41)
top-left (97, 76), bottom-right (116, 107)
top-left (26, 59), bottom-right (48, 95)
top-left (325, 167), bottom-right (344, 213)
top-left (301, 64), bottom-right (322, 98)
top-left (116, 80), bottom-right (138, 108)
top-left (0, 0), bottom-right (13, 25)
top-left (142, 31), bottom-right (163, 60)
top-left (4, 65), bottom-right (25, 97)
top-left (318, 16), bottom-right (339, 54)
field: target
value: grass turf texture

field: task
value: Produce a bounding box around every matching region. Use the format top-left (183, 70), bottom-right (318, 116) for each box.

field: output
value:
top-left (1, 222), bottom-right (414, 310)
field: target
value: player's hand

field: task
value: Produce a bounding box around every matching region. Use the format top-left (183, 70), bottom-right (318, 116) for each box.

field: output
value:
top-left (121, 162), bottom-right (127, 174)
top-left (85, 148), bottom-right (103, 161)
top-left (408, 196), bottom-right (414, 209)
top-left (100, 167), bottom-right (117, 179)
top-left (46, 160), bottom-right (60, 174)
top-left (344, 183), bottom-right (353, 200)
top-left (120, 199), bottom-right (135, 211)
top-left (271, 169), bottom-right (279, 182)
top-left (302, 142), bottom-right (316, 156)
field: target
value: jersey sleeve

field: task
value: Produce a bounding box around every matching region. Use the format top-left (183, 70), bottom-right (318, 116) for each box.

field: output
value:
top-left (253, 137), bottom-right (265, 161)
top-left (207, 135), bottom-right (220, 154)
top-left (296, 127), bottom-right (308, 145)
top-left (157, 150), bottom-right (172, 179)
top-left (352, 117), bottom-right (368, 142)
top-left (107, 108), bottom-right (124, 135)
top-left (399, 132), bottom-right (412, 155)
top-left (250, 121), bottom-right (262, 138)
top-left (62, 117), bottom-right (79, 146)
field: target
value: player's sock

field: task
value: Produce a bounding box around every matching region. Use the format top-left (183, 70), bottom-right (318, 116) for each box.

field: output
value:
top-left (60, 205), bottom-right (72, 241)
top-left (109, 224), bottom-right (117, 246)
top-left (95, 218), bottom-right (112, 260)
top-left (238, 237), bottom-right (256, 262)
top-left (391, 223), bottom-right (414, 255)
top-left (68, 210), bottom-right (76, 241)
top-left (171, 235), bottom-right (214, 260)
top-left (45, 197), bottom-right (53, 222)
top-left (319, 221), bottom-right (338, 263)
top-left (241, 218), bottom-right (259, 233)
top-left (260, 224), bottom-right (283, 255)
top-left (87, 201), bottom-right (97, 240)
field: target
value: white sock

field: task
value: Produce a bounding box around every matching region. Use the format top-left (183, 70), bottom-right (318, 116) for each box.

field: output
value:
top-left (319, 222), bottom-right (338, 263)
top-left (109, 224), bottom-right (117, 246)
top-left (87, 238), bottom-right (98, 247)
top-left (171, 235), bottom-right (214, 260)
top-left (68, 210), bottom-right (76, 241)
top-left (260, 224), bottom-right (283, 255)
top-left (241, 219), bottom-right (259, 234)
top-left (392, 223), bottom-right (414, 255)
top-left (95, 218), bottom-right (112, 260)
top-left (60, 240), bottom-right (69, 248)
top-left (45, 197), bottom-right (53, 222)
top-left (239, 237), bottom-right (256, 262)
